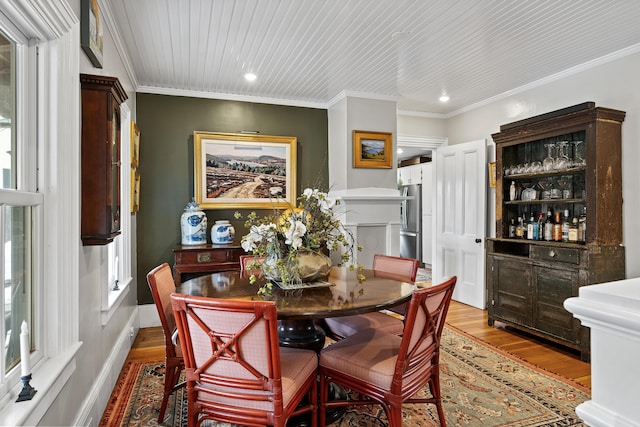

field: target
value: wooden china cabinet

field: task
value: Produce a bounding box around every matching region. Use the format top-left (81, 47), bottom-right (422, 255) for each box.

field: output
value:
top-left (80, 74), bottom-right (128, 245)
top-left (487, 102), bottom-right (626, 361)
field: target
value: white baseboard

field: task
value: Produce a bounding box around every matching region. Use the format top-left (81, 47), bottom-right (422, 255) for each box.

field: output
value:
top-left (73, 307), bottom-right (139, 426)
top-left (139, 303), bottom-right (161, 328)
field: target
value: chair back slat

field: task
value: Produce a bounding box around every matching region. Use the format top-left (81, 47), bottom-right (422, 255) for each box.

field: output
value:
top-left (372, 254), bottom-right (419, 282)
top-left (171, 294), bottom-right (283, 404)
top-left (239, 255), bottom-right (266, 277)
top-left (146, 263), bottom-right (186, 423)
top-left (393, 276), bottom-right (456, 396)
top-left (147, 263), bottom-right (178, 349)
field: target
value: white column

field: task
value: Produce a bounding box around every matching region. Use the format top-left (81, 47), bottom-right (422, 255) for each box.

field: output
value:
top-left (564, 278), bottom-right (640, 427)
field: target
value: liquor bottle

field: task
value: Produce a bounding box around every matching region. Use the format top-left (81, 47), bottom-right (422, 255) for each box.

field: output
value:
top-left (509, 218), bottom-right (516, 238)
top-left (527, 214), bottom-right (535, 240)
top-left (561, 209), bottom-right (570, 242)
top-left (553, 211), bottom-right (562, 242)
top-left (509, 181), bottom-right (517, 201)
top-left (578, 206), bottom-right (587, 243)
top-left (569, 217), bottom-right (578, 242)
top-left (537, 213), bottom-right (544, 241)
top-left (515, 216), bottom-right (523, 238)
top-left (544, 209), bottom-right (553, 241)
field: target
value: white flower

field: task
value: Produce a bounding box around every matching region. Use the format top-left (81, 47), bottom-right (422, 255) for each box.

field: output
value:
top-left (318, 196), bottom-right (336, 214)
top-left (285, 218), bottom-right (306, 249)
top-left (241, 223), bottom-right (276, 252)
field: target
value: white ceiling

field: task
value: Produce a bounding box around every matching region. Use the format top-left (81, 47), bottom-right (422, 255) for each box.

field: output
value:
top-left (105, 0), bottom-right (640, 158)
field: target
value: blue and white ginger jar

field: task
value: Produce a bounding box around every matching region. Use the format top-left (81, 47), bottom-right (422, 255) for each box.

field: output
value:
top-left (211, 220), bottom-right (235, 244)
top-left (180, 199), bottom-right (207, 245)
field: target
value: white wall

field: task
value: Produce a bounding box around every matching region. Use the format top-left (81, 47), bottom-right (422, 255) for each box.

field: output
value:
top-left (329, 96), bottom-right (398, 190)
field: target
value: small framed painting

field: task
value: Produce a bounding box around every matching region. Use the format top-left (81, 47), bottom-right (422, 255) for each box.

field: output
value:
top-left (131, 121), bottom-right (140, 168)
top-left (131, 170), bottom-right (140, 213)
top-left (80, 0), bottom-right (103, 68)
top-left (352, 130), bottom-right (393, 168)
top-left (193, 131), bottom-right (297, 209)
top-left (488, 162), bottom-right (497, 188)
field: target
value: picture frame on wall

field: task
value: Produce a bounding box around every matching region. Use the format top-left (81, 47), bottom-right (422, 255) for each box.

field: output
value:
top-left (352, 130), bottom-right (393, 169)
top-left (193, 131), bottom-right (297, 209)
top-left (131, 121), bottom-right (140, 168)
top-left (80, 0), bottom-right (103, 68)
top-left (488, 161), bottom-right (497, 188)
top-left (131, 170), bottom-right (140, 213)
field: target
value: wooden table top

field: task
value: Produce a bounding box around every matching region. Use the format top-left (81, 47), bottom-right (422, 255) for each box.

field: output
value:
top-left (175, 267), bottom-right (416, 320)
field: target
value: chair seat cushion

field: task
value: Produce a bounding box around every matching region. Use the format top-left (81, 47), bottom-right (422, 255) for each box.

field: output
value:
top-left (324, 311), bottom-right (404, 339)
top-left (320, 328), bottom-right (402, 390)
top-left (198, 347), bottom-right (317, 412)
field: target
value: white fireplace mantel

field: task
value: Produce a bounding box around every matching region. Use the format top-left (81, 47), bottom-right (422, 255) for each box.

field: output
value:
top-left (564, 278), bottom-right (640, 427)
top-left (329, 187), bottom-right (409, 267)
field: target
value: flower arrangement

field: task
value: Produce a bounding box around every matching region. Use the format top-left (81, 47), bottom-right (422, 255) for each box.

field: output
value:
top-left (236, 188), bottom-right (363, 287)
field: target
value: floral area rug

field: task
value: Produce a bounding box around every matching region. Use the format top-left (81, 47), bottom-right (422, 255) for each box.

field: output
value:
top-left (100, 325), bottom-right (590, 427)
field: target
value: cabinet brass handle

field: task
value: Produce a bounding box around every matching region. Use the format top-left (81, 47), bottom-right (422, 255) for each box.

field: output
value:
top-left (549, 250), bottom-right (557, 258)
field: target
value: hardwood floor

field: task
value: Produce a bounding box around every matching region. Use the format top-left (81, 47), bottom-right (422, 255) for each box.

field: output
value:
top-left (125, 300), bottom-right (591, 388)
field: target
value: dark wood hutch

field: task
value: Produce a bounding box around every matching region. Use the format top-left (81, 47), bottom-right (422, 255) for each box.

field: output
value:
top-left (487, 102), bottom-right (626, 361)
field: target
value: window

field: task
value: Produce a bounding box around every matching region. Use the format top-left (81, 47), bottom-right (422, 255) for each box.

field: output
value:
top-left (0, 27), bottom-right (40, 387)
top-left (0, 4), bottom-right (80, 423)
top-left (103, 105), bottom-right (132, 324)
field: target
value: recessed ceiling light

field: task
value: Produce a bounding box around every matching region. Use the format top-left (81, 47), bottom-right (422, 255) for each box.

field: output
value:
top-left (439, 94), bottom-right (450, 103)
top-left (244, 73), bottom-right (257, 82)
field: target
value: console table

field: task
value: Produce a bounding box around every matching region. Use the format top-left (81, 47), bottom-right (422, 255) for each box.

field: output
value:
top-left (172, 244), bottom-right (245, 285)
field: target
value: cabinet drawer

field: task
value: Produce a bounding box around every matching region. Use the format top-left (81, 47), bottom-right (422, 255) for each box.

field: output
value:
top-left (530, 246), bottom-right (580, 265)
top-left (176, 249), bottom-right (239, 265)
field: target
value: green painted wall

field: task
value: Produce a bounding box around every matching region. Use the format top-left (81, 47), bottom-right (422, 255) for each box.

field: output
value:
top-left (136, 94), bottom-right (329, 304)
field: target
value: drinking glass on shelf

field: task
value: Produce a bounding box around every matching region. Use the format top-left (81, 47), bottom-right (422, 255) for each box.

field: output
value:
top-left (521, 182), bottom-right (537, 201)
top-left (549, 178), bottom-right (562, 199)
top-left (557, 177), bottom-right (573, 199)
top-left (572, 140), bottom-right (585, 167)
top-left (554, 141), bottom-right (571, 170)
top-left (538, 179), bottom-right (552, 200)
top-left (543, 143), bottom-right (556, 171)
top-left (530, 161), bottom-right (543, 173)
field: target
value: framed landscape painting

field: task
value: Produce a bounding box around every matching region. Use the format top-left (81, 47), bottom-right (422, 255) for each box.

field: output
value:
top-left (352, 130), bottom-right (393, 168)
top-left (193, 132), bottom-right (297, 209)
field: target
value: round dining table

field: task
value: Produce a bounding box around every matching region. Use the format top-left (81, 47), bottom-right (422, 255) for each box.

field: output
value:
top-left (175, 266), bottom-right (416, 352)
top-left (176, 266), bottom-right (416, 426)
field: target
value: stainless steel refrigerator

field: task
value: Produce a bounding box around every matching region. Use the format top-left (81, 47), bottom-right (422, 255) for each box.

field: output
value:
top-left (400, 184), bottom-right (422, 262)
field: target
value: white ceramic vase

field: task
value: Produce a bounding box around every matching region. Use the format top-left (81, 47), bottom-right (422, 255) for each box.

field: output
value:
top-left (180, 199), bottom-right (207, 245)
top-left (211, 220), bottom-right (235, 244)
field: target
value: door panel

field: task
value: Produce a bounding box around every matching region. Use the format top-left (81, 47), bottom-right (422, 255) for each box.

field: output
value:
top-left (435, 140), bottom-right (487, 308)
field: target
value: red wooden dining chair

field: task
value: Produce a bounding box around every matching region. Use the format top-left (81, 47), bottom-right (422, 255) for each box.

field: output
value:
top-left (170, 293), bottom-right (318, 427)
top-left (146, 263), bottom-right (185, 423)
top-left (323, 254), bottom-right (419, 339)
top-left (239, 254), bottom-right (265, 277)
top-left (319, 275), bottom-right (456, 427)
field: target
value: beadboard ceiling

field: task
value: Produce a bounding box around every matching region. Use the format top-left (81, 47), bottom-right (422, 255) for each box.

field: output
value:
top-left (106, 0), bottom-right (640, 117)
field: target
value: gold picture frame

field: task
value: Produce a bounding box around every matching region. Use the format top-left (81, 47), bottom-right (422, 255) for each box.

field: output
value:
top-left (193, 131), bottom-right (297, 209)
top-left (131, 170), bottom-right (140, 212)
top-left (488, 161), bottom-right (497, 188)
top-left (131, 121), bottom-right (140, 168)
top-left (352, 130), bottom-right (393, 168)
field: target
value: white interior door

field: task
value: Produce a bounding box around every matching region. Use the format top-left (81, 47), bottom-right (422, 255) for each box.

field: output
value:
top-left (433, 140), bottom-right (487, 309)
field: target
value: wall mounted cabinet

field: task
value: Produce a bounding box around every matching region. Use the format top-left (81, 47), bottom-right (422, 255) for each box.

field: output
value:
top-left (487, 102), bottom-right (626, 360)
top-left (80, 74), bottom-right (128, 245)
